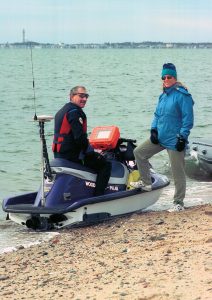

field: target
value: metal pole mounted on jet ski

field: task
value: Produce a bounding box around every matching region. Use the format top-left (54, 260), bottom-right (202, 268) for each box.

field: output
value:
top-left (35, 115), bottom-right (54, 206)
top-left (29, 45), bottom-right (54, 207)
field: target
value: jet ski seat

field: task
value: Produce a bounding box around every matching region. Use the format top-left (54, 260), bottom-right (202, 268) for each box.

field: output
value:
top-left (50, 158), bottom-right (129, 181)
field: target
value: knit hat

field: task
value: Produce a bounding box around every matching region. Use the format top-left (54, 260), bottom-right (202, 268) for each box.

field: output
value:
top-left (161, 63), bottom-right (177, 79)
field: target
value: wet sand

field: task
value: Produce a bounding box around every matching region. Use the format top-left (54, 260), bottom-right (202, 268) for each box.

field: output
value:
top-left (0, 204), bottom-right (211, 300)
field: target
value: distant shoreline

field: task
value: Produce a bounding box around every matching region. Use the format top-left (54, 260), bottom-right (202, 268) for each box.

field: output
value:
top-left (1, 41), bottom-right (212, 49)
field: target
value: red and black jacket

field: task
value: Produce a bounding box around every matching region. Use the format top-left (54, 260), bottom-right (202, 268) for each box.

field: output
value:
top-left (52, 102), bottom-right (88, 162)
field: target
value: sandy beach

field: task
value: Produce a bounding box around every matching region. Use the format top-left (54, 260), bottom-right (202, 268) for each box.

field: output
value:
top-left (0, 204), bottom-right (211, 300)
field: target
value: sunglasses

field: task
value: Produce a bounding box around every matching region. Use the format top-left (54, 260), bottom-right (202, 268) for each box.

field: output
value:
top-left (73, 93), bottom-right (89, 99)
top-left (162, 75), bottom-right (173, 80)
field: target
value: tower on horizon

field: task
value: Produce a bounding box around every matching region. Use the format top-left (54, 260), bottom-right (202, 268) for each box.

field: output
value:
top-left (22, 29), bottom-right (25, 43)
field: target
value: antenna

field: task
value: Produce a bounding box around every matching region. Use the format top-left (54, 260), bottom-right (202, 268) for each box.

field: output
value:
top-left (30, 44), bottom-right (37, 120)
top-left (29, 44), bottom-right (54, 207)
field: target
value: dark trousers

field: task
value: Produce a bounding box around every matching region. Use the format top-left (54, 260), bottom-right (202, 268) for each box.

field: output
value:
top-left (83, 152), bottom-right (111, 196)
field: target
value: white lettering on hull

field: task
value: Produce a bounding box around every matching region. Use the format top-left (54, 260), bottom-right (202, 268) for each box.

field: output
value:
top-left (85, 181), bottom-right (119, 191)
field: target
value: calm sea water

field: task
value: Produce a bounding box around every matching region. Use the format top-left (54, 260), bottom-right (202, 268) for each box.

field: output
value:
top-left (0, 48), bottom-right (211, 253)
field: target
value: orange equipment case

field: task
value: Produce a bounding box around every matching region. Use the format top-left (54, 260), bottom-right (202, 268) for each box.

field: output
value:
top-left (89, 126), bottom-right (120, 150)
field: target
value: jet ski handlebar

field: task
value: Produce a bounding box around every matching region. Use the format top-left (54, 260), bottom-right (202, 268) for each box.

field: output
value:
top-left (118, 138), bottom-right (137, 144)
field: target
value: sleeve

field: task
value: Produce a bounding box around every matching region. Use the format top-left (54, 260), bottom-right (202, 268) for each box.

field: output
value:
top-left (179, 94), bottom-right (194, 139)
top-left (67, 110), bottom-right (88, 151)
top-left (151, 96), bottom-right (161, 129)
top-left (151, 111), bottom-right (159, 129)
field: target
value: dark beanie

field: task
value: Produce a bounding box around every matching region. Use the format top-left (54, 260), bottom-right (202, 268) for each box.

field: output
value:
top-left (161, 63), bottom-right (177, 79)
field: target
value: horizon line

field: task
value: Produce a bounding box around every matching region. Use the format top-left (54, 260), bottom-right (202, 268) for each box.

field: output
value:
top-left (1, 41), bottom-right (212, 45)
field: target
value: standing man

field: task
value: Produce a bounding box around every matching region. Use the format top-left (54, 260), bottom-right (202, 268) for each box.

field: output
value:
top-left (52, 86), bottom-right (111, 196)
top-left (130, 63), bottom-right (194, 211)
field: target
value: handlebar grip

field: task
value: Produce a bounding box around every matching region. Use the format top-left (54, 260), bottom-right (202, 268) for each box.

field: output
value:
top-left (119, 138), bottom-right (137, 143)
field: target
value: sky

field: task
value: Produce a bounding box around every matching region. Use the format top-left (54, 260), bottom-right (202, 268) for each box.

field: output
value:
top-left (0, 0), bottom-right (212, 44)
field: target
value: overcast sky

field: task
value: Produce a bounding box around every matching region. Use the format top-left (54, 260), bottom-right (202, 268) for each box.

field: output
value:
top-left (1, 0), bottom-right (212, 44)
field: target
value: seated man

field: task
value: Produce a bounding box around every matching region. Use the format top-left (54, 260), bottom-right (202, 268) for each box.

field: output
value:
top-left (52, 86), bottom-right (111, 196)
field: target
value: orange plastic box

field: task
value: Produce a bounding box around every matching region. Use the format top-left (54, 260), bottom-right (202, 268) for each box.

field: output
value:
top-left (89, 126), bottom-right (120, 150)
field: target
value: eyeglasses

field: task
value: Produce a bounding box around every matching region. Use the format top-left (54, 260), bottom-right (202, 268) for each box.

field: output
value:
top-left (73, 93), bottom-right (89, 99)
top-left (162, 75), bottom-right (173, 80)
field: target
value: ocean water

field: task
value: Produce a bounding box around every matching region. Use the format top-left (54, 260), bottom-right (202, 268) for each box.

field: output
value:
top-left (0, 48), bottom-right (211, 253)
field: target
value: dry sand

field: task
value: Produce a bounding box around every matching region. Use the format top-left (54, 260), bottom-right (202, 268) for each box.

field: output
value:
top-left (0, 204), bottom-right (211, 300)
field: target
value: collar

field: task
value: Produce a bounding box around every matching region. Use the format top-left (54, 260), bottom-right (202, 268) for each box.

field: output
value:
top-left (163, 83), bottom-right (179, 94)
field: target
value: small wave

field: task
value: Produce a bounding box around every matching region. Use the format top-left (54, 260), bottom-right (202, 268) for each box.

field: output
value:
top-left (195, 124), bottom-right (212, 128)
top-left (0, 221), bottom-right (59, 254)
top-left (145, 181), bottom-right (211, 212)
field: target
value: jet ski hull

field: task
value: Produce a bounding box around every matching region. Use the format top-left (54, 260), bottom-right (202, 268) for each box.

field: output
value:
top-left (3, 171), bottom-right (169, 230)
top-left (2, 126), bottom-right (170, 231)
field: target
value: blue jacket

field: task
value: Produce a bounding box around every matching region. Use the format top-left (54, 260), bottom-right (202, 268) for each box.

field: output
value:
top-left (151, 84), bottom-right (194, 150)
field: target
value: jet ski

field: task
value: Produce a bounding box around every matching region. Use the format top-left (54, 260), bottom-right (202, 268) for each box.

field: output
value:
top-left (186, 139), bottom-right (212, 175)
top-left (2, 116), bottom-right (169, 231)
